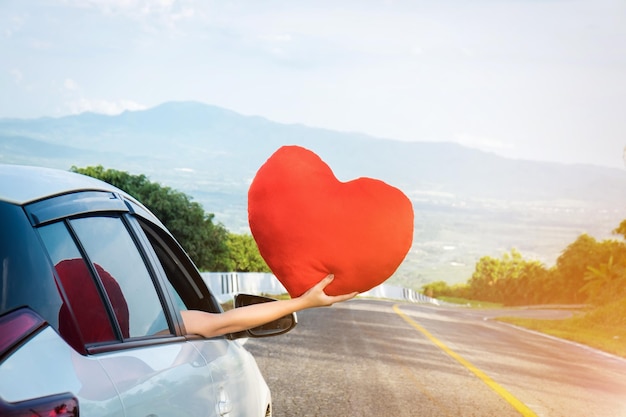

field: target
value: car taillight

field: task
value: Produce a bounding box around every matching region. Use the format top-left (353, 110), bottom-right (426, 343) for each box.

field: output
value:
top-left (0, 310), bottom-right (79, 416)
top-left (0, 309), bottom-right (45, 359)
top-left (0, 392), bottom-right (78, 417)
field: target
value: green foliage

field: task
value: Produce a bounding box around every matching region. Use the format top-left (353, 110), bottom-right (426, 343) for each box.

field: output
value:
top-left (554, 235), bottom-right (626, 304)
top-left (421, 280), bottom-right (452, 298)
top-left (612, 219), bottom-right (626, 240)
top-left (421, 281), bottom-right (470, 299)
top-left (437, 297), bottom-right (502, 308)
top-left (71, 165), bottom-right (233, 271)
top-left (581, 253), bottom-right (626, 305)
top-left (437, 227), bottom-right (626, 309)
top-left (463, 249), bottom-right (551, 306)
top-left (552, 234), bottom-right (603, 303)
top-left (226, 233), bottom-right (271, 272)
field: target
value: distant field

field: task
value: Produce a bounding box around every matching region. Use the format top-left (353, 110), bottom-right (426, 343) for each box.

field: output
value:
top-left (389, 201), bottom-right (622, 289)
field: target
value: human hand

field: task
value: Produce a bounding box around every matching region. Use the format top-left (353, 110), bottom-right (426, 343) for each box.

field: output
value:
top-left (300, 274), bottom-right (358, 308)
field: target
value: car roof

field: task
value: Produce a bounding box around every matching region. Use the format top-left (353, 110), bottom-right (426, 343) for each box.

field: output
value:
top-left (0, 164), bottom-right (124, 205)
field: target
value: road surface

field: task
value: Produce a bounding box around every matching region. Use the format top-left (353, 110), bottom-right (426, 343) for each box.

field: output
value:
top-left (245, 299), bottom-right (626, 417)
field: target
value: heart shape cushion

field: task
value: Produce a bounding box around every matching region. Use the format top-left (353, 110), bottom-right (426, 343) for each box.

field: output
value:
top-left (248, 145), bottom-right (414, 297)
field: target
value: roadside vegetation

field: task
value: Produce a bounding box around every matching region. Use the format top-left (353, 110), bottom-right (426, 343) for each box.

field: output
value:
top-left (498, 298), bottom-right (626, 358)
top-left (423, 224), bottom-right (626, 358)
top-left (437, 297), bottom-right (503, 308)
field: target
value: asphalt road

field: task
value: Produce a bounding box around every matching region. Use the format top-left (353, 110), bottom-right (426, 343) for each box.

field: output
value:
top-left (245, 299), bottom-right (626, 417)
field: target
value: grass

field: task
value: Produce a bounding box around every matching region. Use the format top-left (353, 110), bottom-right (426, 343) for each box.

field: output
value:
top-left (497, 298), bottom-right (626, 358)
top-left (438, 296), bottom-right (503, 309)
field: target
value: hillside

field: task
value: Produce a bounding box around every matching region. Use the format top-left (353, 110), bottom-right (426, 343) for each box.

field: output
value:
top-left (2, 101), bottom-right (625, 288)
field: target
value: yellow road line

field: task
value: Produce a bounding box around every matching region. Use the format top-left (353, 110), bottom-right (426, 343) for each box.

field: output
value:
top-left (393, 304), bottom-right (538, 417)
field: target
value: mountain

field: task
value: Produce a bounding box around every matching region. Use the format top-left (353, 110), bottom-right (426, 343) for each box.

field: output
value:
top-left (2, 101), bottom-right (625, 288)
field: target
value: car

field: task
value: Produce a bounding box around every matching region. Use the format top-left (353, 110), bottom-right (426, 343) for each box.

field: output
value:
top-left (0, 163), bottom-right (296, 417)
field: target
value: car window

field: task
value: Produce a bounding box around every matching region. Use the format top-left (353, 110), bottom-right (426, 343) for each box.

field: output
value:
top-left (0, 201), bottom-right (65, 332)
top-left (139, 220), bottom-right (221, 314)
top-left (38, 221), bottom-right (119, 348)
top-left (69, 216), bottom-right (169, 339)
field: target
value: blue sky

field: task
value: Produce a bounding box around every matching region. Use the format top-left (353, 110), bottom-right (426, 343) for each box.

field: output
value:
top-left (2, 0), bottom-right (625, 167)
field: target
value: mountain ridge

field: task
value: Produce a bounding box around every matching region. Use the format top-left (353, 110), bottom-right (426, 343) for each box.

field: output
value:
top-left (2, 101), bottom-right (625, 288)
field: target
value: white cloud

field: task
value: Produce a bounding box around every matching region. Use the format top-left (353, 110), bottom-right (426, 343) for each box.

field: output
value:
top-left (64, 78), bottom-right (79, 91)
top-left (66, 98), bottom-right (146, 115)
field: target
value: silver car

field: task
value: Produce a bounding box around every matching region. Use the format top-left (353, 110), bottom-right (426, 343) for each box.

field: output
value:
top-left (0, 164), bottom-right (295, 416)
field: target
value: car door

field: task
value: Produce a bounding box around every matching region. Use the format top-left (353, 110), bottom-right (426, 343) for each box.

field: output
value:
top-left (137, 218), bottom-right (272, 417)
top-left (32, 192), bottom-right (220, 416)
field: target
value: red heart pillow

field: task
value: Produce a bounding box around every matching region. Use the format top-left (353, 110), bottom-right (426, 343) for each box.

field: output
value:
top-left (248, 145), bottom-right (414, 297)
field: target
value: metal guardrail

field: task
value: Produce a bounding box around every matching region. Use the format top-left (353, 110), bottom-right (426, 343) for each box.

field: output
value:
top-left (201, 272), bottom-right (442, 305)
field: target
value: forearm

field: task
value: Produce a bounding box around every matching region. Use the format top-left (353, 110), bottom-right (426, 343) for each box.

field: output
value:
top-left (181, 297), bottom-right (306, 338)
top-left (181, 274), bottom-right (357, 338)
top-left (221, 297), bottom-right (306, 332)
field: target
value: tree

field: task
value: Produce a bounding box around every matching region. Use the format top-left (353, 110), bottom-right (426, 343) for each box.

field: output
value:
top-left (71, 165), bottom-right (231, 271)
top-left (579, 240), bottom-right (626, 304)
top-left (552, 234), bottom-right (602, 303)
top-left (467, 254), bottom-right (501, 302)
top-left (226, 233), bottom-right (271, 272)
top-left (612, 219), bottom-right (626, 240)
top-left (421, 280), bottom-right (452, 298)
top-left (552, 234), bottom-right (626, 304)
top-left (506, 261), bottom-right (552, 306)
top-left (581, 256), bottom-right (618, 304)
top-left (467, 249), bottom-right (549, 305)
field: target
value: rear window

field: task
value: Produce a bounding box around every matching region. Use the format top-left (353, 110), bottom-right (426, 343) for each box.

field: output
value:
top-left (0, 201), bottom-right (64, 328)
top-left (38, 221), bottom-right (119, 347)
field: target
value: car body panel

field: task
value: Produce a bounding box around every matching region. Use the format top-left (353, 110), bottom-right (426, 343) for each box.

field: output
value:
top-left (97, 341), bottom-right (218, 417)
top-left (0, 163), bottom-right (276, 417)
top-left (193, 338), bottom-right (270, 417)
top-left (0, 164), bottom-right (118, 205)
top-left (0, 326), bottom-right (125, 416)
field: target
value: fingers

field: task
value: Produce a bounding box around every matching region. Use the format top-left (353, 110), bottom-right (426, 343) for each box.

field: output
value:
top-left (315, 274), bottom-right (335, 290)
top-left (312, 274), bottom-right (359, 305)
top-left (329, 291), bottom-right (358, 304)
top-left (318, 274), bottom-right (358, 303)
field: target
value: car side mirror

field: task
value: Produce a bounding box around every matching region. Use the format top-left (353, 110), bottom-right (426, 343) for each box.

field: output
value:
top-left (228, 294), bottom-right (297, 340)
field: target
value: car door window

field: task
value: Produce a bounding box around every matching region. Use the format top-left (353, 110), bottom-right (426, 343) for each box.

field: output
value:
top-left (39, 221), bottom-right (118, 349)
top-left (139, 220), bottom-right (221, 315)
top-left (69, 216), bottom-right (168, 339)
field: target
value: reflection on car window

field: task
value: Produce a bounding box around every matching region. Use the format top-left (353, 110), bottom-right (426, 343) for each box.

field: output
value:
top-left (70, 216), bottom-right (169, 339)
top-left (150, 242), bottom-right (190, 312)
top-left (140, 221), bottom-right (219, 314)
top-left (39, 221), bottom-right (118, 348)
